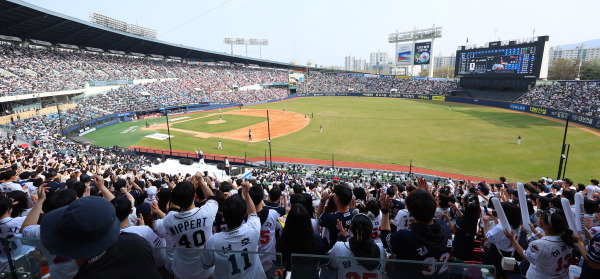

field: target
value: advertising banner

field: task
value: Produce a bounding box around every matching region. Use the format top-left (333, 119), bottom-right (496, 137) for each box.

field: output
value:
top-left (396, 43), bottom-right (413, 65)
top-left (414, 42), bottom-right (432, 65)
top-left (89, 80), bottom-right (133, 86)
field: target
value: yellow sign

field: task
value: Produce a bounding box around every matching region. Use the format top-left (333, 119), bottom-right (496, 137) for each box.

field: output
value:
top-left (432, 96), bottom-right (446, 101)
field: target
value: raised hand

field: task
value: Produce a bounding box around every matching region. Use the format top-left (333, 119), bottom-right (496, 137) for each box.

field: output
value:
top-left (379, 192), bottom-right (392, 211)
top-left (417, 177), bottom-right (428, 190)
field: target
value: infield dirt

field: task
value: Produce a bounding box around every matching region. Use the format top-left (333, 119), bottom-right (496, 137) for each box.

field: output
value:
top-left (141, 109), bottom-right (310, 141)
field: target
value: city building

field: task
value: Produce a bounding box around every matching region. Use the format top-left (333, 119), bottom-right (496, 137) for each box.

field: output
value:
top-left (433, 54), bottom-right (456, 69)
top-left (344, 55), bottom-right (355, 71)
top-left (550, 44), bottom-right (600, 61)
top-left (354, 58), bottom-right (366, 71)
top-left (369, 51), bottom-right (390, 72)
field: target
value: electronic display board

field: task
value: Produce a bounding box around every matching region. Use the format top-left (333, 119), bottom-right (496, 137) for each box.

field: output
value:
top-left (454, 38), bottom-right (549, 79)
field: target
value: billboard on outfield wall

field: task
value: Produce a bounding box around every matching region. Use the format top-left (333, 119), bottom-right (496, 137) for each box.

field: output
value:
top-left (414, 42), bottom-right (431, 65)
top-left (396, 43), bottom-right (413, 65)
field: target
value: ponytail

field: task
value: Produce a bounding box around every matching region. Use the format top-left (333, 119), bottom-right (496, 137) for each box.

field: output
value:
top-left (350, 213), bottom-right (374, 244)
top-left (560, 228), bottom-right (575, 248)
top-left (541, 208), bottom-right (576, 247)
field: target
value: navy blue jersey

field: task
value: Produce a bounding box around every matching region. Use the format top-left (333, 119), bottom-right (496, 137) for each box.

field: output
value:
top-left (581, 234), bottom-right (600, 279)
top-left (377, 199), bottom-right (405, 220)
top-left (381, 219), bottom-right (453, 278)
top-left (265, 201), bottom-right (286, 216)
top-left (317, 210), bottom-right (354, 251)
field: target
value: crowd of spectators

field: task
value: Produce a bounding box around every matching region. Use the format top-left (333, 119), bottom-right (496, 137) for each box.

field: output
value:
top-left (517, 83), bottom-right (600, 117)
top-left (207, 88), bottom-right (288, 104)
top-left (296, 73), bottom-right (461, 95)
top-left (0, 135), bottom-right (598, 278)
top-left (0, 43), bottom-right (287, 96)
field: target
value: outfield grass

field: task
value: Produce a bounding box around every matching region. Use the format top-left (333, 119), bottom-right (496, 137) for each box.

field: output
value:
top-left (171, 114), bottom-right (265, 133)
top-left (84, 97), bottom-right (600, 182)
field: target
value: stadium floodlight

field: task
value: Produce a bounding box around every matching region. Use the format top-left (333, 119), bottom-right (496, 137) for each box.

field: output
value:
top-left (224, 38), bottom-right (269, 58)
top-left (234, 38), bottom-right (248, 56)
top-left (90, 12), bottom-right (156, 39)
top-left (257, 39), bottom-right (268, 59)
top-left (248, 39), bottom-right (269, 59)
top-left (224, 38), bottom-right (234, 54)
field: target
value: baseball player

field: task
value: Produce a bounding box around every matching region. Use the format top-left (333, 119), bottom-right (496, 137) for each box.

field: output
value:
top-left (248, 129), bottom-right (252, 141)
top-left (195, 148), bottom-right (204, 164)
top-left (517, 135), bottom-right (521, 145)
top-left (218, 141), bottom-right (222, 150)
top-left (320, 125), bottom-right (322, 133)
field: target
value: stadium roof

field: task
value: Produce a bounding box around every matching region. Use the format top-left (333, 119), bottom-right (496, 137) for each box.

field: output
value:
top-left (0, 0), bottom-right (305, 70)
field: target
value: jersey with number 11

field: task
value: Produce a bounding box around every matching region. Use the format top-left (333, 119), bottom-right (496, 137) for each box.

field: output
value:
top-left (203, 214), bottom-right (266, 279)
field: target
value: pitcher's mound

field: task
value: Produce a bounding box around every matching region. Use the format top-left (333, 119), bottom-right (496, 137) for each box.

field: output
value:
top-left (207, 120), bottom-right (226, 124)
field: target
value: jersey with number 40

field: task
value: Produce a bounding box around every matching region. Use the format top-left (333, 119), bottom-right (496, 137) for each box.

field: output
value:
top-left (203, 213), bottom-right (266, 279)
top-left (159, 200), bottom-right (218, 279)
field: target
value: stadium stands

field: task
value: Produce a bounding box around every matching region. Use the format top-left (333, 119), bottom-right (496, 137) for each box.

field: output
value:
top-left (517, 83), bottom-right (600, 117)
top-left (1, 20), bottom-right (599, 279)
top-left (296, 73), bottom-right (461, 95)
top-left (0, 43), bottom-right (287, 96)
top-left (1, 132), bottom-right (598, 278)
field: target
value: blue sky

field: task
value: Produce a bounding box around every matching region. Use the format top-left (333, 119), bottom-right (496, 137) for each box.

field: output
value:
top-left (22, 0), bottom-right (598, 67)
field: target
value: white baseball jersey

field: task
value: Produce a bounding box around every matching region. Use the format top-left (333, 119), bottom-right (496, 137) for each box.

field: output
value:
top-left (392, 209), bottom-right (414, 230)
top-left (160, 200), bottom-right (218, 279)
top-left (586, 185), bottom-right (600, 200)
top-left (254, 208), bottom-right (282, 271)
top-left (588, 226), bottom-right (600, 241)
top-left (202, 213), bottom-right (266, 279)
top-left (524, 235), bottom-right (572, 279)
top-left (486, 225), bottom-right (519, 252)
top-left (121, 225), bottom-right (166, 267)
top-left (22, 225), bottom-right (78, 279)
top-left (0, 217), bottom-right (34, 262)
top-left (0, 182), bottom-right (22, 195)
top-left (371, 213), bottom-right (382, 243)
top-left (154, 216), bottom-right (175, 273)
top-left (328, 241), bottom-right (387, 279)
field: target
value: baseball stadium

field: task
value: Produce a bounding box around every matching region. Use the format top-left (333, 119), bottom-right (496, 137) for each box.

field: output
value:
top-left (0, 0), bottom-right (599, 278)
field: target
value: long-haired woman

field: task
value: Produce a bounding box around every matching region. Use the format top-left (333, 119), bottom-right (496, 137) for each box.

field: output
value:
top-left (447, 194), bottom-right (481, 261)
top-left (276, 203), bottom-right (323, 278)
top-left (504, 207), bottom-right (576, 279)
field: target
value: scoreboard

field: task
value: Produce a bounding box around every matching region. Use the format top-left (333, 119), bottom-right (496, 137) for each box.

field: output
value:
top-left (454, 37), bottom-right (549, 79)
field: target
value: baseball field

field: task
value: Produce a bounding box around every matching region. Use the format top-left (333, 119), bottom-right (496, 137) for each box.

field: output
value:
top-left (83, 97), bottom-right (600, 182)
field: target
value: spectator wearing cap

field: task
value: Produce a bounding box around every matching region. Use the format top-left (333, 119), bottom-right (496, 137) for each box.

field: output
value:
top-left (40, 196), bottom-right (160, 279)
